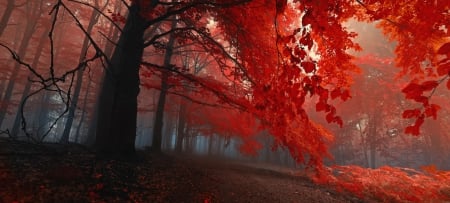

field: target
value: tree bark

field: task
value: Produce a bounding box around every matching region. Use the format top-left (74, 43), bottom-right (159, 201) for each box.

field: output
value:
top-left (95, 3), bottom-right (145, 157)
top-left (151, 18), bottom-right (177, 152)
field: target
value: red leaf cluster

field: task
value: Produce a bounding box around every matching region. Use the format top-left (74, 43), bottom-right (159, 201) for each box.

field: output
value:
top-left (317, 165), bottom-right (450, 202)
top-left (401, 80), bottom-right (443, 135)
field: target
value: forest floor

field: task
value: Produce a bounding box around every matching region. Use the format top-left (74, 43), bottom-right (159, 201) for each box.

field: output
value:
top-left (0, 138), bottom-right (374, 203)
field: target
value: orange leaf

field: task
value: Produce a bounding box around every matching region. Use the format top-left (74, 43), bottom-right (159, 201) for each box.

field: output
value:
top-left (421, 165), bottom-right (438, 174)
top-left (447, 79), bottom-right (450, 90)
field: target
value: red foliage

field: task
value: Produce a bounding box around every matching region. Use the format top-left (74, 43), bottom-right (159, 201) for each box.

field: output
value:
top-left (437, 42), bottom-right (450, 56)
top-left (316, 165), bottom-right (450, 202)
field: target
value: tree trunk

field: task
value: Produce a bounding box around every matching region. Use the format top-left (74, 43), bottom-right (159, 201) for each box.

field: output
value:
top-left (95, 4), bottom-right (145, 157)
top-left (74, 78), bottom-right (92, 143)
top-left (86, 0), bottom-right (123, 146)
top-left (60, 8), bottom-right (100, 144)
top-left (151, 18), bottom-right (177, 152)
top-left (0, 8), bottom-right (38, 126)
top-left (175, 101), bottom-right (186, 152)
top-left (35, 92), bottom-right (50, 141)
top-left (11, 25), bottom-right (50, 137)
top-left (0, 0), bottom-right (14, 36)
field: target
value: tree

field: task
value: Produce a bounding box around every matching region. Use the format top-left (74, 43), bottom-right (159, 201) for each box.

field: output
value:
top-left (94, 2), bottom-right (146, 156)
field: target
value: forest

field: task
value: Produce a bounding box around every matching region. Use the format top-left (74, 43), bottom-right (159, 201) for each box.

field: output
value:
top-left (0, 0), bottom-right (449, 202)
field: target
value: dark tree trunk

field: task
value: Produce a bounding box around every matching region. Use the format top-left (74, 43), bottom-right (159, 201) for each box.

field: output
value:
top-left (95, 4), bottom-right (145, 157)
top-left (86, 0), bottom-right (126, 146)
top-left (74, 78), bottom-right (92, 143)
top-left (151, 18), bottom-right (177, 152)
top-left (175, 101), bottom-right (186, 152)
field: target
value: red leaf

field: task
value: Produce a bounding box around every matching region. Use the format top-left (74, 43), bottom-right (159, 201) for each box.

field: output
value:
top-left (402, 82), bottom-right (422, 99)
top-left (334, 116), bottom-right (343, 127)
top-left (405, 125), bottom-right (420, 136)
top-left (301, 61), bottom-right (316, 73)
top-left (415, 116), bottom-right (425, 128)
top-left (405, 116), bottom-right (424, 136)
top-left (302, 10), bottom-right (313, 26)
top-left (413, 96), bottom-right (429, 106)
top-left (447, 79), bottom-right (450, 90)
top-left (437, 42), bottom-right (450, 55)
top-left (330, 89), bottom-right (341, 99)
top-left (340, 89), bottom-right (351, 101)
top-left (424, 104), bottom-right (440, 119)
top-left (294, 47), bottom-right (307, 59)
top-left (420, 80), bottom-right (438, 91)
top-left (402, 109), bottom-right (421, 119)
top-left (437, 62), bottom-right (450, 76)
top-left (300, 33), bottom-right (314, 49)
top-left (326, 112), bottom-right (334, 123)
top-left (316, 102), bottom-right (328, 112)
top-left (316, 87), bottom-right (329, 101)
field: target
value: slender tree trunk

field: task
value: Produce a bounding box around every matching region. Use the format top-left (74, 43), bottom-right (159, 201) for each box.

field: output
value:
top-left (175, 101), bottom-right (186, 152)
top-left (95, 4), bottom-right (145, 156)
top-left (423, 121), bottom-right (443, 167)
top-left (75, 78), bottom-right (92, 143)
top-left (151, 18), bottom-right (177, 152)
top-left (11, 25), bottom-right (50, 137)
top-left (0, 11), bottom-right (38, 126)
top-left (60, 9), bottom-right (100, 144)
top-left (0, 1), bottom-right (42, 128)
top-left (368, 114), bottom-right (379, 168)
top-left (0, 0), bottom-right (14, 36)
top-left (35, 92), bottom-right (50, 141)
top-left (208, 134), bottom-right (214, 155)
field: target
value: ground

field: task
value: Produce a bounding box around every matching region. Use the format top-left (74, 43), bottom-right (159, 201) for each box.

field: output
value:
top-left (0, 138), bottom-right (371, 202)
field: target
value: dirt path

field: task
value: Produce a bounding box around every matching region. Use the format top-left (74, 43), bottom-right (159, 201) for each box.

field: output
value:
top-left (0, 138), bottom-right (369, 202)
top-left (171, 155), bottom-right (365, 203)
